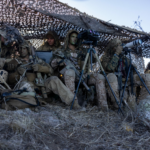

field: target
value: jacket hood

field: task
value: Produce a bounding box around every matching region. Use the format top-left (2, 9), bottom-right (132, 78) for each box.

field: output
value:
top-left (43, 30), bottom-right (60, 48)
top-left (105, 38), bottom-right (122, 52)
top-left (64, 30), bottom-right (79, 50)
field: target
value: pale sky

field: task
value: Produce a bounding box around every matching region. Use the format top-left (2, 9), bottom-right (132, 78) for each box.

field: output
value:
top-left (59, 0), bottom-right (150, 67)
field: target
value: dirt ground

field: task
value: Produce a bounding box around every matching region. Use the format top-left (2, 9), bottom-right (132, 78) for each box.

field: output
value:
top-left (0, 102), bottom-right (150, 150)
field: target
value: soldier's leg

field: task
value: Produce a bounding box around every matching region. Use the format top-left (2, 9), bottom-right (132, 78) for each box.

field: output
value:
top-left (135, 73), bottom-right (150, 101)
top-left (88, 73), bottom-right (108, 111)
top-left (45, 76), bottom-right (74, 105)
top-left (64, 69), bottom-right (80, 108)
top-left (107, 73), bottom-right (119, 108)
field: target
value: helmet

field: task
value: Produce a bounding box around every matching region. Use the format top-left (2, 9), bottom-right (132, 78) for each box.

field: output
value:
top-left (0, 70), bottom-right (8, 84)
top-left (19, 40), bottom-right (31, 54)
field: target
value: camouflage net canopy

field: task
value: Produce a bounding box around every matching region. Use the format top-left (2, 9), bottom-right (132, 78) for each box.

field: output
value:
top-left (0, 0), bottom-right (150, 72)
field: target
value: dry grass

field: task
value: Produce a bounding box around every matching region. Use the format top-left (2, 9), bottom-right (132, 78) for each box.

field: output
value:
top-left (0, 103), bottom-right (150, 150)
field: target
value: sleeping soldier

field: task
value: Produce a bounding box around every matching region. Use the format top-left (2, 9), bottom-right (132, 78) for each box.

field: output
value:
top-left (51, 30), bottom-right (108, 111)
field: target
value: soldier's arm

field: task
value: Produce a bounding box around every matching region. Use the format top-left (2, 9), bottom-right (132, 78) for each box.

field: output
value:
top-left (33, 58), bottom-right (53, 75)
top-left (106, 54), bottom-right (119, 72)
top-left (101, 52), bottom-right (119, 72)
top-left (50, 49), bottom-right (65, 68)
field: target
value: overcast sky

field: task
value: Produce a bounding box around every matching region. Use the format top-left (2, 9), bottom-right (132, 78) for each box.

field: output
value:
top-left (59, 0), bottom-right (150, 66)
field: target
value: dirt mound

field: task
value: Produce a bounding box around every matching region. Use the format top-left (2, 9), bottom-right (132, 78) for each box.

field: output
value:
top-left (0, 104), bottom-right (150, 150)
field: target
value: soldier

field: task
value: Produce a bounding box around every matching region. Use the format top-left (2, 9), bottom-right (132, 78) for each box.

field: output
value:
top-left (101, 38), bottom-right (150, 108)
top-left (5, 41), bottom-right (79, 108)
top-left (144, 62), bottom-right (150, 73)
top-left (37, 30), bottom-right (60, 51)
top-left (135, 62), bottom-right (150, 103)
top-left (51, 30), bottom-right (108, 111)
top-left (0, 25), bottom-right (23, 58)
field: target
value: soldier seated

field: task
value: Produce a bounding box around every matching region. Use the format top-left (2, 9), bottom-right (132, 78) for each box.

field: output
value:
top-left (4, 41), bottom-right (79, 109)
top-left (101, 38), bottom-right (150, 110)
top-left (50, 30), bottom-right (108, 111)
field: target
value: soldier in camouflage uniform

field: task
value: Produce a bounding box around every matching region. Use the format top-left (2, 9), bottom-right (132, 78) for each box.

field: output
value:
top-left (101, 38), bottom-right (150, 108)
top-left (51, 30), bottom-right (108, 111)
top-left (135, 62), bottom-right (150, 103)
top-left (37, 30), bottom-right (60, 51)
top-left (0, 25), bottom-right (23, 59)
top-left (5, 41), bottom-right (76, 107)
top-left (144, 62), bottom-right (150, 73)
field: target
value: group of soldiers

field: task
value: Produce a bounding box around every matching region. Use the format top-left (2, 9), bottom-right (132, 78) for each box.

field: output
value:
top-left (0, 25), bottom-right (150, 112)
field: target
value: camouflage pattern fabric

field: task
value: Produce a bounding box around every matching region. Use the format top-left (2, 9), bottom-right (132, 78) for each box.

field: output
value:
top-left (37, 30), bottom-right (60, 52)
top-left (107, 55), bottom-right (120, 72)
top-left (101, 39), bottom-right (135, 108)
top-left (58, 30), bottom-right (108, 110)
top-left (1, 44), bottom-right (12, 58)
top-left (0, 25), bottom-right (23, 46)
top-left (50, 30), bottom-right (93, 73)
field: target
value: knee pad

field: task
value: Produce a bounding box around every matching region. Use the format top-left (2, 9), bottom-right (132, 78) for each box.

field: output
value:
top-left (64, 69), bottom-right (75, 77)
top-left (107, 73), bottom-right (117, 83)
top-left (96, 74), bottom-right (105, 81)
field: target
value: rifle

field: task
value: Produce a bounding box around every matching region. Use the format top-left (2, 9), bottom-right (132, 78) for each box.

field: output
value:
top-left (30, 46), bottom-right (48, 99)
top-left (53, 52), bottom-right (90, 91)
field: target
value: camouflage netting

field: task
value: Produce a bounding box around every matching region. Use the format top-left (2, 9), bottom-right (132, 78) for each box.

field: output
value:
top-left (0, 0), bottom-right (150, 72)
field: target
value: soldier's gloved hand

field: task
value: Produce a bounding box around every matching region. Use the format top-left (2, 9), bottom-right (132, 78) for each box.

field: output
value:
top-left (115, 45), bottom-right (123, 56)
top-left (32, 64), bottom-right (39, 72)
top-left (0, 58), bottom-right (6, 69)
top-left (6, 59), bottom-right (19, 71)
